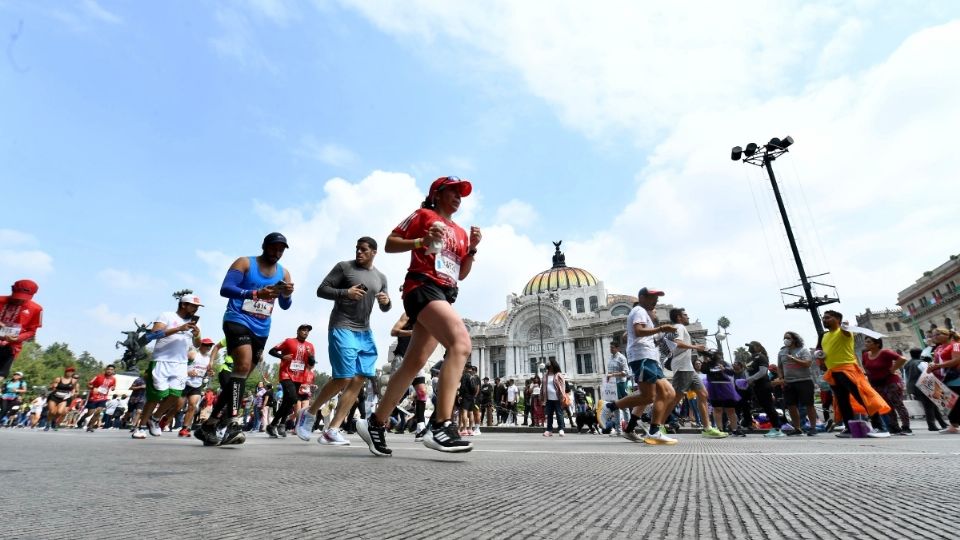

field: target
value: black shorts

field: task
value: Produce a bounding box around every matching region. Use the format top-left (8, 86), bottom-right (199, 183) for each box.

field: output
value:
top-left (183, 385), bottom-right (203, 398)
top-left (222, 321), bottom-right (268, 367)
top-left (403, 280), bottom-right (458, 324)
top-left (48, 394), bottom-right (69, 405)
top-left (460, 398), bottom-right (475, 411)
top-left (412, 376), bottom-right (426, 386)
top-left (0, 346), bottom-right (15, 378)
top-left (783, 380), bottom-right (815, 407)
top-left (709, 398), bottom-right (739, 409)
top-left (127, 400), bottom-right (145, 411)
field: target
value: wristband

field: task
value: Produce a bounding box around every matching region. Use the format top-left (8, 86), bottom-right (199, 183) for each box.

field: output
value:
top-left (467, 248), bottom-right (478, 257)
top-left (252, 289), bottom-right (259, 301)
top-left (413, 238), bottom-right (423, 250)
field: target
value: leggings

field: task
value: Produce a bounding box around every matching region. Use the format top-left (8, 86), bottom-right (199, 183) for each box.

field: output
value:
top-left (871, 380), bottom-right (909, 431)
top-left (949, 385), bottom-right (960, 426)
top-left (830, 372), bottom-right (882, 429)
top-left (271, 379), bottom-right (298, 426)
top-left (752, 381), bottom-right (781, 428)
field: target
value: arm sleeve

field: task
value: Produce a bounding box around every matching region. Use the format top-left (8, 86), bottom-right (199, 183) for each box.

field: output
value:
top-left (220, 269), bottom-right (252, 300)
top-left (278, 295), bottom-right (292, 310)
top-left (746, 364), bottom-right (768, 383)
top-left (317, 263), bottom-right (346, 300)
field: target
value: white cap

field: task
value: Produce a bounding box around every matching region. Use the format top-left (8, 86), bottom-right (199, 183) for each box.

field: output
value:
top-left (179, 294), bottom-right (204, 307)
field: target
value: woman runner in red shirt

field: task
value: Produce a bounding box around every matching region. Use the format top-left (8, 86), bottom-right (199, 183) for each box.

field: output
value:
top-left (357, 176), bottom-right (482, 456)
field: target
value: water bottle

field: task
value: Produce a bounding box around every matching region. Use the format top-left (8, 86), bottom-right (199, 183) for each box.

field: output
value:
top-left (427, 222), bottom-right (445, 254)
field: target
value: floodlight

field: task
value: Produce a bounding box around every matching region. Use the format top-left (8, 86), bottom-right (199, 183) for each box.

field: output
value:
top-left (731, 146), bottom-right (743, 161)
top-left (780, 135), bottom-right (794, 149)
top-left (744, 142), bottom-right (758, 157)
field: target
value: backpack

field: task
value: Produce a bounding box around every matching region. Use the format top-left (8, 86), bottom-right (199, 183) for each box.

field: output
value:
top-left (464, 374), bottom-right (479, 395)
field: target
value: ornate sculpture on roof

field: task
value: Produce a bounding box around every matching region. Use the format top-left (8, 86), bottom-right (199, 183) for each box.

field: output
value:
top-left (552, 240), bottom-right (566, 268)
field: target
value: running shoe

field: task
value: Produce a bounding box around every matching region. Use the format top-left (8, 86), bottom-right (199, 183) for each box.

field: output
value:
top-left (543, 431), bottom-right (552, 437)
top-left (356, 416), bottom-right (392, 456)
top-left (414, 424), bottom-right (428, 443)
top-left (731, 430), bottom-right (747, 437)
top-left (558, 430), bottom-right (565, 437)
top-left (824, 419), bottom-right (836, 433)
top-left (266, 424), bottom-right (278, 438)
top-left (805, 429), bottom-right (817, 437)
top-left (147, 417), bottom-right (162, 437)
top-left (835, 429), bottom-right (852, 438)
top-left (277, 425), bottom-right (287, 438)
top-left (131, 428), bottom-right (146, 439)
top-left (220, 422), bottom-right (245, 445)
top-left (319, 428), bottom-right (350, 446)
top-left (296, 409), bottom-right (315, 441)
top-left (423, 421), bottom-right (473, 453)
top-left (194, 423), bottom-right (219, 446)
top-left (43, 426), bottom-right (49, 432)
top-left (472, 426), bottom-right (481, 436)
top-left (702, 427), bottom-right (728, 439)
top-left (866, 429), bottom-right (891, 438)
top-left (764, 429), bottom-right (786, 438)
top-left (643, 431), bottom-right (678, 445)
top-left (939, 426), bottom-right (960, 435)
top-left (622, 430), bottom-right (644, 443)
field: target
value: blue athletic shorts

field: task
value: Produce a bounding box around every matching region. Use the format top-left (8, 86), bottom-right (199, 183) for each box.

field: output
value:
top-left (628, 358), bottom-right (663, 384)
top-left (328, 328), bottom-right (378, 379)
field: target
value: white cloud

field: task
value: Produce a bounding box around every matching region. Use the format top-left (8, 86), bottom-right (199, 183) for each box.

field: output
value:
top-left (245, 0), bottom-right (297, 24)
top-left (493, 199), bottom-right (538, 230)
top-left (0, 229), bottom-right (35, 246)
top-left (295, 135), bottom-right (359, 168)
top-left (81, 0), bottom-right (122, 25)
top-left (0, 229), bottom-right (53, 280)
top-left (209, 7), bottom-right (276, 72)
top-left (97, 268), bottom-right (165, 290)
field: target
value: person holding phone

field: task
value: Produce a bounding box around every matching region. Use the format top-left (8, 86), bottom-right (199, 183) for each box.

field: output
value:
top-left (196, 232), bottom-right (294, 446)
top-left (131, 293), bottom-right (203, 439)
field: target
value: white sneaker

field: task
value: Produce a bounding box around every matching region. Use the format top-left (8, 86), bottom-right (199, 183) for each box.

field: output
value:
top-left (295, 409), bottom-right (315, 442)
top-left (146, 417), bottom-right (162, 437)
top-left (131, 428), bottom-right (146, 439)
top-left (643, 430), bottom-right (678, 445)
top-left (866, 429), bottom-right (891, 438)
top-left (318, 428), bottom-right (350, 446)
top-left (472, 426), bottom-right (481, 436)
top-left (558, 430), bottom-right (565, 437)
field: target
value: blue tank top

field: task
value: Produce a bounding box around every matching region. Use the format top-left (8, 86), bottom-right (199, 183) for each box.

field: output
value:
top-left (223, 257), bottom-right (285, 337)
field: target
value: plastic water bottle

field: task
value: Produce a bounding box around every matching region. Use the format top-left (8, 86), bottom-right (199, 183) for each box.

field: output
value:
top-left (427, 222), bottom-right (445, 254)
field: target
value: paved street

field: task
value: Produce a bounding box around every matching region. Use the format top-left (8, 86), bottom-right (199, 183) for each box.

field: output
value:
top-left (3, 428), bottom-right (958, 539)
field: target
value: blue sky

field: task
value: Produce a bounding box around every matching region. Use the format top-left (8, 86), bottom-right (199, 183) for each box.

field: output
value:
top-left (3, 1), bottom-right (959, 371)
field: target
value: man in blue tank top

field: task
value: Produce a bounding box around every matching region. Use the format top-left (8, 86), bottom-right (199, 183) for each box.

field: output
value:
top-left (196, 232), bottom-right (295, 446)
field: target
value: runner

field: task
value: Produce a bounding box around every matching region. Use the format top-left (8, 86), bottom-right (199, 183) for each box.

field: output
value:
top-left (602, 287), bottom-right (678, 445)
top-left (85, 365), bottom-right (116, 432)
top-left (665, 308), bottom-right (727, 439)
top-left (295, 237), bottom-right (391, 447)
top-left (179, 337), bottom-right (216, 437)
top-left (132, 293), bottom-right (202, 439)
top-left (196, 232), bottom-right (294, 446)
top-left (123, 375), bottom-right (147, 430)
top-left (0, 279), bottom-right (43, 385)
top-left (267, 324), bottom-right (316, 438)
top-left (46, 366), bottom-right (78, 431)
top-left (356, 176), bottom-right (481, 456)
top-left (1, 371), bottom-right (27, 424)
top-left (389, 313), bottom-right (431, 440)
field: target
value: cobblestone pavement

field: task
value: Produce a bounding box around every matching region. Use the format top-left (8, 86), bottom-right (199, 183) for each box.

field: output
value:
top-left (4, 428), bottom-right (958, 539)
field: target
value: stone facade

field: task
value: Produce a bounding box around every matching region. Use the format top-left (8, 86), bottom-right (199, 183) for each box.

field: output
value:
top-left (854, 308), bottom-right (920, 353)
top-left (897, 255), bottom-right (960, 340)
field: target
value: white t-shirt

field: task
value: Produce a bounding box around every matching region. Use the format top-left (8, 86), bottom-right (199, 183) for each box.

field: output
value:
top-left (506, 384), bottom-right (519, 403)
top-left (151, 312), bottom-right (196, 364)
top-left (187, 351), bottom-right (212, 388)
top-left (671, 324), bottom-right (694, 372)
top-left (104, 398), bottom-right (120, 415)
top-left (546, 375), bottom-right (558, 400)
top-left (625, 306), bottom-right (658, 361)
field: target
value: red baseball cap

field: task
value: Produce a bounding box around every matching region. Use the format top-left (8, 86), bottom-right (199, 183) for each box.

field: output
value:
top-left (637, 287), bottom-right (665, 297)
top-left (200, 338), bottom-right (215, 345)
top-left (428, 176), bottom-right (473, 202)
top-left (11, 279), bottom-right (38, 301)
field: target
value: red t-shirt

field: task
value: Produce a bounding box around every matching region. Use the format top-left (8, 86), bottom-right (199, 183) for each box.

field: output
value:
top-left (0, 296), bottom-right (43, 358)
top-left (274, 338), bottom-right (315, 383)
top-left (392, 208), bottom-right (468, 295)
top-left (935, 343), bottom-right (960, 382)
top-left (861, 349), bottom-right (901, 386)
top-left (88, 374), bottom-right (116, 402)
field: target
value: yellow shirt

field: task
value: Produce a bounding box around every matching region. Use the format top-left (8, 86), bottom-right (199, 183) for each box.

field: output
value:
top-left (821, 328), bottom-right (857, 369)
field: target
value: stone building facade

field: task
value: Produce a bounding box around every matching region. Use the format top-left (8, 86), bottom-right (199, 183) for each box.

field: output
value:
top-left (897, 255), bottom-right (960, 340)
top-left (854, 308), bottom-right (920, 353)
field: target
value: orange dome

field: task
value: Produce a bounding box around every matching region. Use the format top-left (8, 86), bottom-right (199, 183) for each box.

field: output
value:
top-left (523, 266), bottom-right (598, 296)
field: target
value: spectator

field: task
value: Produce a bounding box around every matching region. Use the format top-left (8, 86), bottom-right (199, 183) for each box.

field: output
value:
top-left (540, 358), bottom-right (567, 437)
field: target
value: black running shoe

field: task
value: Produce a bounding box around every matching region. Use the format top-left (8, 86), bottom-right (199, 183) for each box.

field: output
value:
top-left (195, 423), bottom-right (219, 447)
top-left (277, 425), bottom-right (287, 438)
top-left (266, 424), bottom-right (278, 438)
top-left (220, 422), bottom-right (245, 446)
top-left (423, 421), bottom-right (473, 453)
top-left (356, 416), bottom-right (392, 457)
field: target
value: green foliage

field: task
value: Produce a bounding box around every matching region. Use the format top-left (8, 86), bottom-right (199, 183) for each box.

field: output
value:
top-left (733, 346), bottom-right (750, 364)
top-left (718, 316), bottom-right (731, 330)
top-left (9, 341), bottom-right (103, 400)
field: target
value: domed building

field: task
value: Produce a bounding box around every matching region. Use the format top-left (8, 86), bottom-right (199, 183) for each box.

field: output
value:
top-left (465, 242), bottom-right (707, 398)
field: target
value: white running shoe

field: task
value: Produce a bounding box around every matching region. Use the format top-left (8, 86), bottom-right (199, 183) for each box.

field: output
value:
top-left (866, 429), bottom-right (891, 438)
top-left (296, 409), bottom-right (315, 441)
top-left (472, 426), bottom-right (481, 436)
top-left (146, 417), bottom-right (162, 437)
top-left (131, 428), bottom-right (146, 439)
top-left (318, 428), bottom-right (350, 446)
top-left (558, 429), bottom-right (565, 437)
top-left (643, 431), bottom-right (678, 445)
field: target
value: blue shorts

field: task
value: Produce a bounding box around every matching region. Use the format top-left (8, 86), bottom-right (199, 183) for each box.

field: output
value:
top-left (628, 358), bottom-right (663, 384)
top-left (328, 328), bottom-right (378, 379)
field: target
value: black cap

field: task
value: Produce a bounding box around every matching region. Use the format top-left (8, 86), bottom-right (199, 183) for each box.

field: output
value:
top-left (298, 324), bottom-right (313, 331)
top-left (263, 232), bottom-right (289, 248)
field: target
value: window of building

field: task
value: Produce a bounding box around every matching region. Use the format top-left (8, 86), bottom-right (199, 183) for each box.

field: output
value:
top-left (562, 299), bottom-right (571, 311)
top-left (576, 298), bottom-right (585, 313)
top-left (611, 305), bottom-right (630, 316)
top-left (947, 318), bottom-right (954, 330)
top-left (576, 353), bottom-right (594, 374)
top-left (933, 289), bottom-right (943, 301)
top-left (893, 322), bottom-right (901, 331)
top-left (589, 296), bottom-right (598, 312)
top-left (885, 322), bottom-right (894, 332)
top-left (949, 280), bottom-right (957, 292)
top-left (492, 358), bottom-right (506, 379)
top-left (529, 358), bottom-right (539, 374)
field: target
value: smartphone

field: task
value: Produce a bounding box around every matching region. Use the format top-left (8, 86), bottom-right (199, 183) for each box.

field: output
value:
top-left (190, 315), bottom-right (200, 324)
top-left (276, 280), bottom-right (288, 289)
top-left (357, 283), bottom-right (368, 292)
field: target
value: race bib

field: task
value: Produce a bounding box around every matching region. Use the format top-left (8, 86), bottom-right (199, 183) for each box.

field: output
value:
top-left (54, 391), bottom-right (70, 399)
top-left (290, 361), bottom-right (305, 371)
top-left (435, 251), bottom-right (460, 282)
top-left (299, 384), bottom-right (311, 394)
top-left (97, 386), bottom-right (110, 396)
top-left (0, 325), bottom-right (20, 339)
top-left (241, 299), bottom-right (274, 318)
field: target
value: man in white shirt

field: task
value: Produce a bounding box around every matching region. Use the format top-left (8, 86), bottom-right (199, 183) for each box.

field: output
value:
top-left (666, 308), bottom-right (727, 439)
top-left (505, 379), bottom-right (519, 425)
top-left (103, 395), bottom-right (120, 428)
top-left (604, 287), bottom-right (677, 445)
top-left (605, 342), bottom-right (629, 435)
top-left (132, 293), bottom-right (202, 439)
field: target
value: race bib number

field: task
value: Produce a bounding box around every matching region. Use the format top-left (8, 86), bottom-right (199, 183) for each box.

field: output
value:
top-left (0, 325), bottom-right (20, 339)
top-left (54, 391), bottom-right (70, 399)
top-left (97, 386), bottom-right (110, 396)
top-left (241, 299), bottom-right (274, 318)
top-left (290, 361), bottom-right (305, 371)
top-left (435, 251), bottom-right (460, 283)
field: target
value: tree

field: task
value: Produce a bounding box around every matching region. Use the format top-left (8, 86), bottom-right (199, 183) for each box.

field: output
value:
top-left (718, 316), bottom-right (730, 330)
top-left (734, 346), bottom-right (750, 364)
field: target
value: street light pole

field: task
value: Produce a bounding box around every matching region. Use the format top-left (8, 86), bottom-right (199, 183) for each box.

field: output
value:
top-left (536, 293), bottom-right (546, 375)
